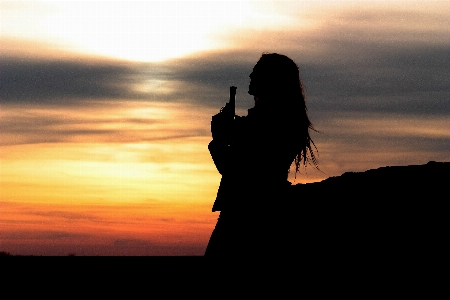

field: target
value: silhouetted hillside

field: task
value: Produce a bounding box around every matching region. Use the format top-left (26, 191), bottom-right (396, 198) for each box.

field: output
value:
top-left (289, 161), bottom-right (448, 265)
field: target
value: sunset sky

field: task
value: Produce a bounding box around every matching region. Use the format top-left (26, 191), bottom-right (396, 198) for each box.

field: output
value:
top-left (1, 0), bottom-right (449, 255)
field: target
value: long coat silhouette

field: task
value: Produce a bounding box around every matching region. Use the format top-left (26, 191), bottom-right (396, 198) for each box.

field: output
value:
top-left (206, 106), bottom-right (296, 256)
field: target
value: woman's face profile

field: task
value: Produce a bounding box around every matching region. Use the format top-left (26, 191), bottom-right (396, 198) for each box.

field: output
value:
top-left (248, 61), bottom-right (264, 101)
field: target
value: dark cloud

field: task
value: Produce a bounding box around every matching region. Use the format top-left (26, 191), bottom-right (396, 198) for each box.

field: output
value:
top-left (0, 56), bottom-right (158, 103)
top-left (27, 210), bottom-right (102, 222)
top-left (2, 230), bottom-right (89, 241)
top-left (160, 50), bottom-right (257, 108)
top-left (157, 42), bottom-right (450, 117)
top-left (0, 47), bottom-right (257, 108)
top-left (112, 238), bottom-right (155, 248)
top-left (300, 45), bottom-right (450, 97)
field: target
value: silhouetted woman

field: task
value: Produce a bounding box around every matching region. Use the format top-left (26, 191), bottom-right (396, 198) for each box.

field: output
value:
top-left (205, 53), bottom-right (317, 257)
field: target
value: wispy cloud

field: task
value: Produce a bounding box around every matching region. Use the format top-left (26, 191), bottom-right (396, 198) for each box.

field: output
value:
top-left (0, 100), bottom-right (212, 146)
top-left (0, 56), bottom-right (145, 103)
top-left (0, 201), bottom-right (216, 255)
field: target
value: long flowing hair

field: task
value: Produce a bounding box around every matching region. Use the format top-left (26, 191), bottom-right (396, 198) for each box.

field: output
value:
top-left (255, 53), bottom-right (318, 173)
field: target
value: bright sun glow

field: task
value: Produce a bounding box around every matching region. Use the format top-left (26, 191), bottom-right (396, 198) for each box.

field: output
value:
top-left (32, 1), bottom-right (254, 62)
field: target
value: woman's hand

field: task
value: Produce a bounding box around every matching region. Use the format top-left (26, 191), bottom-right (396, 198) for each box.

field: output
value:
top-left (211, 103), bottom-right (234, 142)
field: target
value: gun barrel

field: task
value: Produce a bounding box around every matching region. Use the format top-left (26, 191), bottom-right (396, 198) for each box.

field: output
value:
top-left (229, 86), bottom-right (237, 114)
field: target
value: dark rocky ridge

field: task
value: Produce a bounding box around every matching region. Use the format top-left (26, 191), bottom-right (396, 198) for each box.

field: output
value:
top-left (288, 161), bottom-right (448, 264)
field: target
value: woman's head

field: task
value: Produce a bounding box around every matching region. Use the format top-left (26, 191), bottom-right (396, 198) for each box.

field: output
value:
top-left (249, 53), bottom-right (318, 172)
top-left (249, 53), bottom-right (304, 105)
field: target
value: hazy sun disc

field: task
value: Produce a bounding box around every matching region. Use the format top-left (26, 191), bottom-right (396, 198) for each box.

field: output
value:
top-left (34, 1), bottom-right (254, 62)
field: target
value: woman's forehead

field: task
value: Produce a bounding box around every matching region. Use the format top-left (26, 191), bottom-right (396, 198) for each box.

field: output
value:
top-left (253, 61), bottom-right (266, 72)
